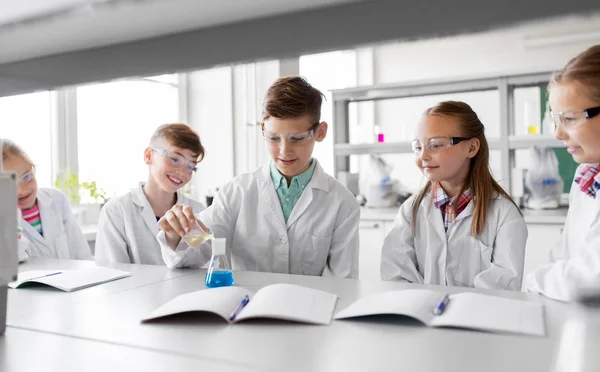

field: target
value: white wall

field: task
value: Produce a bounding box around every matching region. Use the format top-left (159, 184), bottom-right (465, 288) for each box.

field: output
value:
top-left (373, 15), bottom-right (600, 84)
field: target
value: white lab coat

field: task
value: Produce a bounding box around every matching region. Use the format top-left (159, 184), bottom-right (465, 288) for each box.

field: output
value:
top-left (95, 183), bottom-right (204, 265)
top-left (381, 192), bottom-right (527, 290)
top-left (19, 188), bottom-right (92, 260)
top-left (526, 165), bottom-right (600, 301)
top-left (158, 161), bottom-right (360, 278)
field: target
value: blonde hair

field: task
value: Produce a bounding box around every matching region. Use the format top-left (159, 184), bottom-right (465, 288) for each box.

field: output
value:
top-left (410, 101), bottom-right (520, 236)
top-left (549, 44), bottom-right (600, 103)
top-left (1, 138), bottom-right (34, 167)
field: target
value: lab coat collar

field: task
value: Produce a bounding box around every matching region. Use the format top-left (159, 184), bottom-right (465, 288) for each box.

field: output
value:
top-left (258, 160), bottom-right (330, 228)
top-left (131, 183), bottom-right (185, 236)
top-left (423, 193), bottom-right (447, 244)
top-left (261, 160), bottom-right (329, 192)
top-left (21, 191), bottom-right (54, 247)
top-left (286, 161), bottom-right (330, 227)
top-left (258, 166), bottom-right (287, 229)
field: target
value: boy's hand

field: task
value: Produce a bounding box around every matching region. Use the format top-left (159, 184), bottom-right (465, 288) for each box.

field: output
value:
top-left (157, 204), bottom-right (209, 248)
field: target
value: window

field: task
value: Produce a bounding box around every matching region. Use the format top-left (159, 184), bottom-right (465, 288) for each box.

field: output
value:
top-left (77, 75), bottom-right (179, 198)
top-left (300, 50), bottom-right (358, 175)
top-left (0, 91), bottom-right (54, 187)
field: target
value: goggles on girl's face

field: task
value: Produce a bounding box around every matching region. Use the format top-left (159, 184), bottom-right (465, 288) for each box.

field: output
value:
top-left (17, 169), bottom-right (35, 186)
top-left (551, 105), bottom-right (600, 132)
top-left (412, 136), bottom-right (470, 154)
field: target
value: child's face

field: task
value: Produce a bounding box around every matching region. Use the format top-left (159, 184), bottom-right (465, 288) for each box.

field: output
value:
top-left (550, 83), bottom-right (600, 164)
top-left (262, 115), bottom-right (327, 179)
top-left (414, 115), bottom-right (477, 186)
top-left (2, 155), bottom-right (38, 209)
top-left (144, 138), bottom-right (200, 194)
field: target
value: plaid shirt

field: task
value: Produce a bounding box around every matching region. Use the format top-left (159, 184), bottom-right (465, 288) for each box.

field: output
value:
top-left (574, 163), bottom-right (600, 199)
top-left (432, 183), bottom-right (472, 232)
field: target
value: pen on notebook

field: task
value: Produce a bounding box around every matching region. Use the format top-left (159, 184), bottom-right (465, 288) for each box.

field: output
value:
top-left (229, 295), bottom-right (250, 321)
top-left (432, 294), bottom-right (451, 316)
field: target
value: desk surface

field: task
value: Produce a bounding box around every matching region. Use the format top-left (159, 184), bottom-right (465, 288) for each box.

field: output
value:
top-left (6, 259), bottom-right (570, 372)
top-left (0, 327), bottom-right (254, 372)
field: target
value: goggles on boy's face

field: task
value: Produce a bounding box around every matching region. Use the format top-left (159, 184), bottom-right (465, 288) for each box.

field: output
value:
top-left (151, 147), bottom-right (198, 173)
top-left (551, 105), bottom-right (600, 132)
top-left (412, 137), bottom-right (470, 155)
top-left (261, 123), bottom-right (320, 146)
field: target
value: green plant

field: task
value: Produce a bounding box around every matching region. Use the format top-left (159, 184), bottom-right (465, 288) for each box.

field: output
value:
top-left (81, 181), bottom-right (109, 205)
top-left (55, 171), bottom-right (81, 205)
top-left (55, 170), bottom-right (109, 205)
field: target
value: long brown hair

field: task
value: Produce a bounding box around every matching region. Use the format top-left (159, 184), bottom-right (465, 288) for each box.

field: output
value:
top-left (549, 44), bottom-right (600, 103)
top-left (410, 101), bottom-right (520, 236)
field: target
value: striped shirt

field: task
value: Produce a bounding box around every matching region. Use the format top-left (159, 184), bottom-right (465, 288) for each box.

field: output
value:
top-left (21, 204), bottom-right (43, 237)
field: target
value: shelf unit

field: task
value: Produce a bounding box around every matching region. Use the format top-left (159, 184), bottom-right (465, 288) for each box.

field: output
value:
top-left (331, 71), bottom-right (564, 194)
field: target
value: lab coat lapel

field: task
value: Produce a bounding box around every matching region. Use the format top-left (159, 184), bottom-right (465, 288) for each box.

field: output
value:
top-left (21, 193), bottom-right (54, 248)
top-left (20, 213), bottom-right (47, 247)
top-left (132, 184), bottom-right (160, 236)
top-left (425, 196), bottom-right (447, 244)
top-left (259, 164), bottom-right (287, 230)
top-left (455, 201), bottom-right (474, 221)
top-left (286, 161), bottom-right (329, 228)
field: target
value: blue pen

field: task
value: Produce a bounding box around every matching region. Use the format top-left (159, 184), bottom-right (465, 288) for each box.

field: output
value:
top-left (229, 295), bottom-right (250, 321)
top-left (432, 294), bottom-right (451, 316)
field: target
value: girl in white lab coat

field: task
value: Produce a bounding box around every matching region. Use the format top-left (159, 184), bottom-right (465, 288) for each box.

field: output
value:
top-left (1, 139), bottom-right (91, 260)
top-left (94, 123), bottom-right (205, 265)
top-left (156, 77), bottom-right (360, 278)
top-left (380, 101), bottom-right (527, 290)
top-left (526, 45), bottom-right (600, 301)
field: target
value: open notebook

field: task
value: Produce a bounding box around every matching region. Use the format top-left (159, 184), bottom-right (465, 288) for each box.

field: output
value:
top-left (334, 289), bottom-right (545, 336)
top-left (9, 267), bottom-right (131, 292)
top-left (142, 283), bottom-right (338, 325)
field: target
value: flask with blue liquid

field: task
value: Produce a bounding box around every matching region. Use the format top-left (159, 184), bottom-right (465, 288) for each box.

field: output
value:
top-left (205, 238), bottom-right (234, 288)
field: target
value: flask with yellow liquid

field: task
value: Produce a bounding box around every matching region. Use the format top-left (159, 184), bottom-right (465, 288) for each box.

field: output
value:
top-left (182, 220), bottom-right (214, 248)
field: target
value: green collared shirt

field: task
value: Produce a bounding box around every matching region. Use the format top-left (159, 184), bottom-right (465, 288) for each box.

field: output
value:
top-left (270, 159), bottom-right (317, 223)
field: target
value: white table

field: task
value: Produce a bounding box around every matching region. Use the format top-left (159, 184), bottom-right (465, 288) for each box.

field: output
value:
top-left (5, 259), bottom-right (572, 372)
top-left (0, 327), bottom-right (253, 372)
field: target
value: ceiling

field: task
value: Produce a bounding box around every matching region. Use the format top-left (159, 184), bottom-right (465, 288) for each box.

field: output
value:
top-left (0, 0), bottom-right (599, 97)
top-left (0, 0), bottom-right (365, 64)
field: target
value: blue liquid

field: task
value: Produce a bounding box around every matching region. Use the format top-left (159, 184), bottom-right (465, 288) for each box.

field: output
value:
top-left (205, 270), bottom-right (234, 288)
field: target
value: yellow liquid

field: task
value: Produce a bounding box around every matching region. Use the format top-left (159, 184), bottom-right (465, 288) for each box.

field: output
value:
top-left (183, 234), bottom-right (214, 248)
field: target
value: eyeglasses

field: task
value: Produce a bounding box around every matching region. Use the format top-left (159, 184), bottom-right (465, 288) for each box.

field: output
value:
top-left (412, 137), bottom-right (470, 154)
top-left (551, 105), bottom-right (600, 131)
top-left (151, 147), bottom-right (198, 173)
top-left (17, 169), bottom-right (35, 186)
top-left (261, 123), bottom-right (320, 145)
